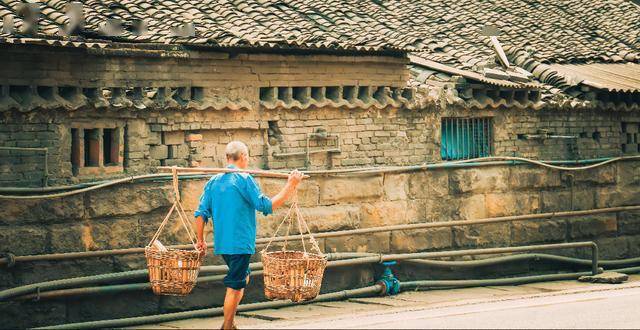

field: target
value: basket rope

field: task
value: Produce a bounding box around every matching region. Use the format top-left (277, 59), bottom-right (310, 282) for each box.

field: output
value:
top-left (147, 167), bottom-right (198, 250)
top-left (261, 189), bottom-right (322, 255)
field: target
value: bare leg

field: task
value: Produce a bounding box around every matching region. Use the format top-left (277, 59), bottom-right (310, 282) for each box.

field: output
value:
top-left (222, 287), bottom-right (244, 329)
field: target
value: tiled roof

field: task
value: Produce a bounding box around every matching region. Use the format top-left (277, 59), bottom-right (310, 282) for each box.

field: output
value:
top-left (0, 0), bottom-right (638, 61)
top-left (0, 0), bottom-right (423, 52)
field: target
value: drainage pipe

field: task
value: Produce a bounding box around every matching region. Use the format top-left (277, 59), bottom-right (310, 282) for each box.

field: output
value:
top-left (3, 205), bottom-right (637, 267)
top-left (400, 271), bottom-right (594, 290)
top-left (1, 242), bottom-right (596, 301)
top-left (327, 242), bottom-right (599, 276)
top-left (0, 253), bottom-right (372, 301)
top-left (37, 284), bottom-right (385, 330)
top-left (16, 251), bottom-right (632, 302)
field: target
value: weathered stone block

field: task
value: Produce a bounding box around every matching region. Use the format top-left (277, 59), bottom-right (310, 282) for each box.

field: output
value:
top-left (485, 192), bottom-right (540, 218)
top-left (458, 194), bottom-right (486, 220)
top-left (390, 228), bottom-right (452, 253)
top-left (319, 176), bottom-right (383, 204)
top-left (617, 163), bottom-right (640, 186)
top-left (0, 225), bottom-right (47, 255)
top-left (408, 170), bottom-right (448, 199)
top-left (86, 184), bottom-right (174, 218)
top-left (127, 119), bottom-right (149, 138)
top-left (406, 199), bottom-right (426, 223)
top-left (66, 292), bottom-right (160, 323)
top-left (325, 232), bottom-right (390, 253)
top-left (149, 145), bottom-right (169, 160)
top-left (453, 223), bottom-right (511, 248)
top-left (618, 211), bottom-right (640, 235)
top-left (0, 194), bottom-right (84, 225)
top-left (179, 179), bottom-right (208, 211)
top-left (449, 167), bottom-right (509, 194)
top-left (258, 177), bottom-right (319, 207)
top-left (163, 131), bottom-right (184, 145)
top-left (49, 223), bottom-right (91, 253)
top-left (301, 205), bottom-right (360, 233)
top-left (596, 186), bottom-right (640, 208)
top-left (185, 133), bottom-right (203, 142)
top-left (91, 217), bottom-right (141, 249)
top-left (511, 220), bottom-right (566, 245)
top-left (562, 165), bottom-right (616, 185)
top-left (508, 167), bottom-right (561, 189)
top-left (383, 173), bottom-right (408, 201)
top-left (594, 237), bottom-right (630, 259)
top-left (360, 200), bottom-right (407, 227)
top-left (424, 196), bottom-right (460, 222)
top-left (541, 189), bottom-right (595, 212)
top-left (627, 235), bottom-right (640, 257)
top-left (568, 215), bottom-right (617, 239)
top-left (168, 144), bottom-right (190, 159)
top-left (1, 301), bottom-right (67, 328)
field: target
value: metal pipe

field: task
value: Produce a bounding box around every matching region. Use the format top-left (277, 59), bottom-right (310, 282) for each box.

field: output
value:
top-left (0, 253), bottom-right (373, 301)
top-left (3, 155), bottom-right (638, 196)
top-left (328, 242), bottom-right (599, 275)
top-left (16, 251), bottom-right (634, 302)
top-left (3, 205), bottom-right (636, 267)
top-left (400, 271), bottom-right (593, 290)
top-left (272, 148), bottom-right (341, 158)
top-left (156, 166), bottom-right (309, 179)
top-left (36, 284), bottom-right (384, 330)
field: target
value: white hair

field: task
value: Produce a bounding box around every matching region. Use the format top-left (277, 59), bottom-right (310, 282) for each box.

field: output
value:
top-left (225, 141), bottom-right (249, 160)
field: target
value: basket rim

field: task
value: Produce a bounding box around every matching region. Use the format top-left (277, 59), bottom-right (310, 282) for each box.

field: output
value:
top-left (261, 250), bottom-right (327, 261)
top-left (145, 246), bottom-right (201, 254)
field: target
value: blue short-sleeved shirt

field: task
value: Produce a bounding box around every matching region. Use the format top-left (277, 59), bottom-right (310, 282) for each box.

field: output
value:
top-left (194, 165), bottom-right (273, 255)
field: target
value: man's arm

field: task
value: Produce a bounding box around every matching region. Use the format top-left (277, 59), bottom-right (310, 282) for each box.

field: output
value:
top-left (271, 170), bottom-right (303, 210)
top-left (195, 215), bottom-right (207, 253)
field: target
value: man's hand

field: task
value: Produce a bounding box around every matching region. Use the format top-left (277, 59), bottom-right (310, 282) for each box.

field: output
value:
top-left (287, 169), bottom-right (304, 188)
top-left (196, 240), bottom-right (207, 256)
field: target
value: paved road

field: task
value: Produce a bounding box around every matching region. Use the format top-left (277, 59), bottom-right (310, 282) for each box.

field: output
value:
top-left (274, 286), bottom-right (640, 329)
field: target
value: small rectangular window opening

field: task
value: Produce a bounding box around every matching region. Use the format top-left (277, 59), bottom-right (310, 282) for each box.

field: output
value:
top-left (441, 117), bottom-right (493, 160)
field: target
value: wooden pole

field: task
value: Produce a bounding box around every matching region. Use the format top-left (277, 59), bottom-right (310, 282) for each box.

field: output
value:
top-left (156, 166), bottom-right (309, 179)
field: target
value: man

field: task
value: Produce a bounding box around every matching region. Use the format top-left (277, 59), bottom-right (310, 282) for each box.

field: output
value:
top-left (194, 141), bottom-right (303, 330)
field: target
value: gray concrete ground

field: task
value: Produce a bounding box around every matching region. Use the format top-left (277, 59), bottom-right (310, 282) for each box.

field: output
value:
top-left (138, 275), bottom-right (640, 329)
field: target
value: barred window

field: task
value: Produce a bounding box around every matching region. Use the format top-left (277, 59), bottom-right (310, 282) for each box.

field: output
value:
top-left (71, 126), bottom-right (124, 176)
top-left (441, 117), bottom-right (493, 160)
top-left (622, 122), bottom-right (639, 154)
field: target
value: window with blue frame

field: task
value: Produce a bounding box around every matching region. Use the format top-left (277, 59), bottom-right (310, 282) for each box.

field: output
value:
top-left (441, 117), bottom-right (493, 160)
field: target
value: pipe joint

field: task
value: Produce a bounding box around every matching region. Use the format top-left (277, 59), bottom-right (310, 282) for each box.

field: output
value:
top-left (1, 252), bottom-right (16, 268)
top-left (376, 261), bottom-right (400, 296)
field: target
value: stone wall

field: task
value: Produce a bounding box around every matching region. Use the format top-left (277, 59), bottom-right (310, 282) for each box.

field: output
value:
top-left (1, 161), bottom-right (639, 327)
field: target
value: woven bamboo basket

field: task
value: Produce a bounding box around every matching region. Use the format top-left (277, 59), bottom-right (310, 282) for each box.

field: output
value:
top-left (261, 193), bottom-right (327, 302)
top-left (145, 168), bottom-right (204, 296)
top-left (262, 250), bottom-right (327, 302)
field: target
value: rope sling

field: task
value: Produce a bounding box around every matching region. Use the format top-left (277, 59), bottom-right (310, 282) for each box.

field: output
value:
top-left (144, 168), bottom-right (203, 296)
top-left (261, 191), bottom-right (328, 302)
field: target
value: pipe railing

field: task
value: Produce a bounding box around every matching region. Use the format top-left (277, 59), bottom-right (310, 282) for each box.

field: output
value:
top-left (0, 241), bottom-right (599, 302)
top-left (2, 205), bottom-right (637, 267)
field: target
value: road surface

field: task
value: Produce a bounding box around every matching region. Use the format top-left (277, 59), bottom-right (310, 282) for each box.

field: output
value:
top-left (142, 275), bottom-right (640, 329)
top-left (272, 286), bottom-right (640, 329)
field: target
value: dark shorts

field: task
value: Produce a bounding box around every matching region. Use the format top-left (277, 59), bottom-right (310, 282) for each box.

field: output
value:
top-left (222, 254), bottom-right (252, 290)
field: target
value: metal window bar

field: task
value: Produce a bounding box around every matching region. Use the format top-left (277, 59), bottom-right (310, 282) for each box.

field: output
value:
top-left (441, 117), bottom-right (493, 160)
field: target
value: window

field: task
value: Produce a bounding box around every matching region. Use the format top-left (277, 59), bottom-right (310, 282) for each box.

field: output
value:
top-left (622, 122), bottom-right (639, 154)
top-left (441, 117), bottom-right (492, 160)
top-left (71, 126), bottom-right (123, 175)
